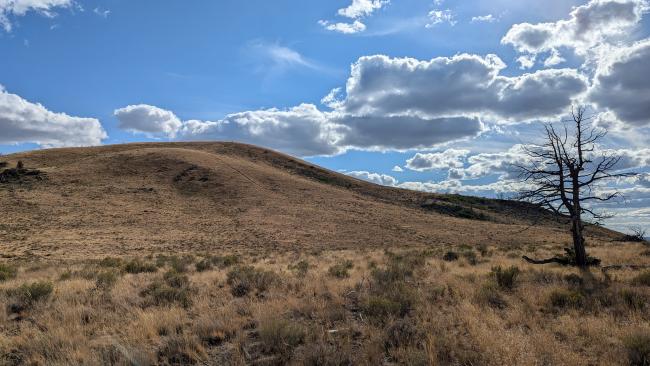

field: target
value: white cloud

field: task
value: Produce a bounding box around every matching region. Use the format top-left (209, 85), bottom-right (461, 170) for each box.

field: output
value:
top-left (337, 0), bottom-right (388, 19)
top-left (543, 49), bottom-right (566, 67)
top-left (405, 149), bottom-right (469, 171)
top-left (426, 9), bottom-right (456, 27)
top-left (392, 165), bottom-right (404, 172)
top-left (179, 104), bottom-right (345, 157)
top-left (341, 54), bottom-right (588, 122)
top-left (345, 170), bottom-right (398, 186)
top-left (114, 51), bottom-right (592, 156)
top-left (589, 39), bottom-right (650, 127)
top-left (318, 19), bottom-right (366, 34)
top-left (501, 0), bottom-right (649, 67)
top-left (320, 0), bottom-right (388, 34)
top-left (0, 85), bottom-right (106, 147)
top-left (516, 54), bottom-right (536, 69)
top-left (114, 104), bottom-right (183, 138)
top-left (471, 14), bottom-right (497, 23)
top-left (0, 0), bottom-right (73, 31)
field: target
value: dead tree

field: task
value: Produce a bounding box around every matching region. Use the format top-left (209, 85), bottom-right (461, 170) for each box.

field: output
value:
top-left (515, 107), bottom-right (635, 268)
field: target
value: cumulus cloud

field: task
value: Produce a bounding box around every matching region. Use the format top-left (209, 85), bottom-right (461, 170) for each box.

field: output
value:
top-left (337, 115), bottom-right (482, 151)
top-left (405, 149), bottom-right (469, 171)
top-left (502, 0), bottom-right (649, 67)
top-left (114, 104), bottom-right (183, 138)
top-left (345, 170), bottom-right (398, 186)
top-left (115, 51), bottom-right (595, 156)
top-left (589, 39), bottom-right (650, 127)
top-left (0, 85), bottom-right (106, 147)
top-left (341, 54), bottom-right (588, 122)
top-left (337, 0), bottom-right (388, 19)
top-left (320, 0), bottom-right (388, 34)
top-left (179, 104), bottom-right (345, 157)
top-left (392, 165), bottom-right (404, 172)
top-left (0, 0), bottom-right (73, 31)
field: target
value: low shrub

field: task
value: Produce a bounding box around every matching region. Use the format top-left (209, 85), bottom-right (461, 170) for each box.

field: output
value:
top-left (226, 266), bottom-right (280, 297)
top-left (95, 270), bottom-right (120, 290)
top-left (474, 282), bottom-right (507, 309)
top-left (632, 271), bottom-right (650, 287)
top-left (623, 332), bottom-right (650, 366)
top-left (141, 270), bottom-right (192, 308)
top-left (442, 251), bottom-right (459, 262)
top-left (288, 260), bottom-right (310, 276)
top-left (328, 260), bottom-right (354, 279)
top-left (491, 266), bottom-right (519, 290)
top-left (620, 289), bottom-right (647, 311)
top-left (157, 334), bottom-right (207, 365)
top-left (258, 317), bottom-right (305, 360)
top-left (462, 251), bottom-right (479, 266)
top-left (8, 281), bottom-right (54, 307)
top-left (98, 257), bottom-right (123, 268)
top-left (124, 259), bottom-right (157, 274)
top-left (0, 263), bottom-right (17, 281)
top-left (195, 259), bottom-right (213, 272)
top-left (548, 289), bottom-right (585, 309)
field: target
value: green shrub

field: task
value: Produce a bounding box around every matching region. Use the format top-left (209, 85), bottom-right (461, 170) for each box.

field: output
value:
top-left (363, 283), bottom-right (417, 319)
top-left (328, 260), bottom-right (354, 279)
top-left (548, 289), bottom-right (585, 309)
top-left (141, 272), bottom-right (192, 308)
top-left (442, 251), bottom-right (459, 262)
top-left (226, 266), bottom-right (280, 297)
top-left (491, 266), bottom-right (519, 290)
top-left (364, 296), bottom-right (403, 318)
top-left (0, 263), bottom-right (17, 282)
top-left (8, 281), bottom-right (53, 306)
top-left (124, 259), bottom-right (157, 274)
top-left (195, 259), bottom-right (213, 272)
top-left (288, 260), bottom-right (310, 276)
top-left (632, 271), bottom-right (650, 287)
top-left (623, 332), bottom-right (650, 366)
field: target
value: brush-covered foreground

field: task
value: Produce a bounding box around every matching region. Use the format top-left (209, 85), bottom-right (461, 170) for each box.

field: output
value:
top-left (1, 241), bottom-right (650, 365)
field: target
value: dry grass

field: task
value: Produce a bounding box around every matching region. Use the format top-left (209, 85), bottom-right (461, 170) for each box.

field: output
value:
top-left (1, 240), bottom-right (649, 365)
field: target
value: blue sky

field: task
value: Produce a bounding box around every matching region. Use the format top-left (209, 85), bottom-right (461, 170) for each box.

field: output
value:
top-left (1, 0), bottom-right (650, 233)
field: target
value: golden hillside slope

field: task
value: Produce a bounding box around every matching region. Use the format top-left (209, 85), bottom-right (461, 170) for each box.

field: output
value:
top-left (0, 142), bottom-right (617, 261)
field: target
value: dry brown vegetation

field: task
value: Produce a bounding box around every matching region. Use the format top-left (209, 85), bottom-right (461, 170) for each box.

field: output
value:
top-left (1, 142), bottom-right (649, 365)
top-left (1, 242), bottom-right (650, 365)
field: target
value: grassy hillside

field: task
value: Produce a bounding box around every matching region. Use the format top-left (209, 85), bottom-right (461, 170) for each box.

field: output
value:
top-left (0, 142), bottom-right (648, 365)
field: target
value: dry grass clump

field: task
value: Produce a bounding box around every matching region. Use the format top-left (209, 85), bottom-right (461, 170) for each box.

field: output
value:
top-left (632, 270), bottom-right (650, 286)
top-left (0, 263), bottom-right (17, 281)
top-left (1, 241), bottom-right (650, 365)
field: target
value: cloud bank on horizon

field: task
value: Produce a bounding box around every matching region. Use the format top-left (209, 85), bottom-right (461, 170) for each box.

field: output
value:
top-left (1, 0), bottom-right (650, 232)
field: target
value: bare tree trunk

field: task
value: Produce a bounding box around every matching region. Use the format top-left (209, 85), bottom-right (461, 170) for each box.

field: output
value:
top-left (571, 216), bottom-right (587, 268)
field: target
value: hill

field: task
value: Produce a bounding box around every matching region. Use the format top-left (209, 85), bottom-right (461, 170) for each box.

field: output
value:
top-left (1, 142), bottom-right (649, 366)
top-left (0, 142), bottom-right (616, 261)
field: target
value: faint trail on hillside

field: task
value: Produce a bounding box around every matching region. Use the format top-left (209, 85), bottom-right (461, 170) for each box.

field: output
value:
top-left (212, 154), bottom-right (265, 190)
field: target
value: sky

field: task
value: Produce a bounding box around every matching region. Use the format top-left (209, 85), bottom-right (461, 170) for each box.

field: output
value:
top-left (1, 0), bottom-right (649, 234)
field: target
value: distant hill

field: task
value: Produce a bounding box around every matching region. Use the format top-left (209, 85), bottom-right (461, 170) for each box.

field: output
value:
top-left (0, 142), bottom-right (619, 261)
